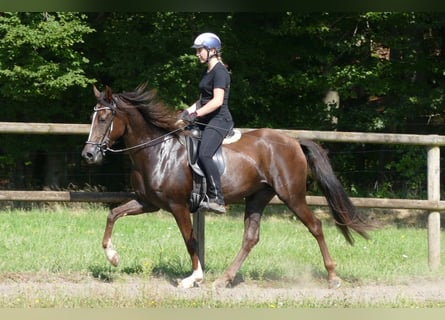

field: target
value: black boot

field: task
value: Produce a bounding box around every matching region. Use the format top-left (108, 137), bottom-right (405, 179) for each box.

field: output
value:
top-left (200, 175), bottom-right (226, 214)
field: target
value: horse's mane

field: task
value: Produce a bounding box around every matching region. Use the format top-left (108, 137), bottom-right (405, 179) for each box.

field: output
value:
top-left (116, 83), bottom-right (179, 132)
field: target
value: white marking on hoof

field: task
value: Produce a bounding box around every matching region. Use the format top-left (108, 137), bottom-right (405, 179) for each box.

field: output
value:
top-left (104, 239), bottom-right (119, 267)
top-left (177, 261), bottom-right (203, 289)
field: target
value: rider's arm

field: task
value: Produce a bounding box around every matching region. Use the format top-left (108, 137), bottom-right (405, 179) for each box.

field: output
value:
top-left (195, 88), bottom-right (224, 117)
top-left (187, 100), bottom-right (201, 113)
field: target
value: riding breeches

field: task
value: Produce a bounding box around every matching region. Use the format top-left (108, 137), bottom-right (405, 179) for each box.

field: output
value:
top-left (198, 117), bottom-right (232, 200)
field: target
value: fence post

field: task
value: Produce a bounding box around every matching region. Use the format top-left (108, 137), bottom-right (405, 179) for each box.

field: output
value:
top-left (192, 211), bottom-right (205, 270)
top-left (427, 145), bottom-right (441, 271)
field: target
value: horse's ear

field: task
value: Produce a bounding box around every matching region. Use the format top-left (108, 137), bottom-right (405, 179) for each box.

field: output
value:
top-left (93, 85), bottom-right (101, 99)
top-left (105, 85), bottom-right (113, 101)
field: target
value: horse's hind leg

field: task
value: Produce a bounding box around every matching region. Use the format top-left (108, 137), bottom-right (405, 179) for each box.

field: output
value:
top-left (213, 189), bottom-right (274, 289)
top-left (287, 195), bottom-right (341, 289)
top-left (102, 199), bottom-right (146, 267)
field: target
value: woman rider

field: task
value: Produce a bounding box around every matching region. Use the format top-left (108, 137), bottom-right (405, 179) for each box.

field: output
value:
top-left (179, 32), bottom-right (234, 214)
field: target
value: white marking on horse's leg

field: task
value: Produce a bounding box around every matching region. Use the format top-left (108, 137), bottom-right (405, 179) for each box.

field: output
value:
top-left (104, 239), bottom-right (119, 267)
top-left (178, 260), bottom-right (203, 289)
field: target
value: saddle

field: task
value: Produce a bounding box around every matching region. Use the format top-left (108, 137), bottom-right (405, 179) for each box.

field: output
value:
top-left (184, 125), bottom-right (241, 212)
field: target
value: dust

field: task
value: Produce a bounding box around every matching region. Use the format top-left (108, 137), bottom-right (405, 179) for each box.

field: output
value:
top-left (1, 271), bottom-right (445, 306)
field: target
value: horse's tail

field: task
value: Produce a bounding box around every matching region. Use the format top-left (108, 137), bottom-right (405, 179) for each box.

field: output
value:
top-left (298, 138), bottom-right (372, 244)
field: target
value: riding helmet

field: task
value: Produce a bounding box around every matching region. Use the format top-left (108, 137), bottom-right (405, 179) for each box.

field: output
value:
top-left (191, 32), bottom-right (221, 51)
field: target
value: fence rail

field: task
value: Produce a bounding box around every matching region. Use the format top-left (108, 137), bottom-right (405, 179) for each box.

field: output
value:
top-left (0, 121), bottom-right (443, 270)
top-left (1, 191), bottom-right (445, 211)
top-left (1, 121), bottom-right (445, 144)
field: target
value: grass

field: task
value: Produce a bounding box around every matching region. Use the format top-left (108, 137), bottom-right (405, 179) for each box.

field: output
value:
top-left (0, 203), bottom-right (444, 307)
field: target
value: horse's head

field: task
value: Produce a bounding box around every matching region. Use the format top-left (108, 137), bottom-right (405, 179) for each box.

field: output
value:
top-left (81, 85), bottom-right (126, 164)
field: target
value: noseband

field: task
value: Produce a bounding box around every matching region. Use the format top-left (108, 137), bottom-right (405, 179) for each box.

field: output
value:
top-left (84, 101), bottom-right (117, 156)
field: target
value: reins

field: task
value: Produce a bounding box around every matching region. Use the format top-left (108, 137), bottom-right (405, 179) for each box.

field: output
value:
top-left (105, 127), bottom-right (184, 153)
top-left (88, 97), bottom-right (234, 155)
top-left (106, 121), bottom-right (227, 154)
top-left (86, 95), bottom-right (188, 154)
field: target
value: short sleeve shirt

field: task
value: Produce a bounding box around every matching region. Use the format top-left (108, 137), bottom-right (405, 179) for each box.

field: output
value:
top-left (198, 62), bottom-right (232, 123)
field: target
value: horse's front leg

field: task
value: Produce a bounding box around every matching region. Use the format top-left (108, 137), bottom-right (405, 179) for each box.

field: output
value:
top-left (178, 259), bottom-right (203, 289)
top-left (170, 205), bottom-right (203, 289)
top-left (102, 199), bottom-right (146, 266)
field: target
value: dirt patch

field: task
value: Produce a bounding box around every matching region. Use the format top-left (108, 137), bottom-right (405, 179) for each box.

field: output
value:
top-left (1, 271), bottom-right (445, 307)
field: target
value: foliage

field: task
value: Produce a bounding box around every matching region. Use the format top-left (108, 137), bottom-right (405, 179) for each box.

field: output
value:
top-left (0, 12), bottom-right (444, 197)
top-left (0, 12), bottom-right (95, 187)
top-left (0, 12), bottom-right (95, 105)
top-left (0, 11), bottom-right (94, 167)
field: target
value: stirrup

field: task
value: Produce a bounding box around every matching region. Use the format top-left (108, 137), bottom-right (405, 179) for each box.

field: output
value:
top-left (198, 196), bottom-right (226, 214)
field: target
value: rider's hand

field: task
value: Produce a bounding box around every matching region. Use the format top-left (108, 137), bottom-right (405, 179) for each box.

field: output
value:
top-left (179, 110), bottom-right (197, 123)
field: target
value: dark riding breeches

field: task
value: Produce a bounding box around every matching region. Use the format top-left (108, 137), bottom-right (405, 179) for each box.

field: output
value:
top-left (198, 117), bottom-right (232, 200)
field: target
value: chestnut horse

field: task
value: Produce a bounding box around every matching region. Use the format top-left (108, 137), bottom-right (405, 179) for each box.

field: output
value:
top-left (81, 84), bottom-right (371, 289)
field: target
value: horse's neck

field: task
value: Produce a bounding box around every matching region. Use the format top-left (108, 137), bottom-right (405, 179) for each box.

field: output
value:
top-left (123, 111), bottom-right (176, 153)
top-left (125, 123), bottom-right (163, 147)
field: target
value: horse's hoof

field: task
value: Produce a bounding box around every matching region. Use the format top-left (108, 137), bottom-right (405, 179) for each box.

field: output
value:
top-left (104, 248), bottom-right (120, 267)
top-left (177, 278), bottom-right (200, 289)
top-left (177, 279), bottom-right (188, 289)
top-left (109, 254), bottom-right (120, 267)
top-left (212, 278), bottom-right (231, 290)
top-left (328, 277), bottom-right (342, 289)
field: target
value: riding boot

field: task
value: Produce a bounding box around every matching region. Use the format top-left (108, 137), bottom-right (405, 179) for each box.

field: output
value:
top-left (200, 175), bottom-right (226, 214)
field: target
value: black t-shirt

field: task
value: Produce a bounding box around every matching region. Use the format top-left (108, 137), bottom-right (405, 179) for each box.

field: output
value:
top-left (198, 62), bottom-right (232, 123)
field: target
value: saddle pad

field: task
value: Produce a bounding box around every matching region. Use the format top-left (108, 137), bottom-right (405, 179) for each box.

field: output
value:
top-left (223, 129), bottom-right (242, 144)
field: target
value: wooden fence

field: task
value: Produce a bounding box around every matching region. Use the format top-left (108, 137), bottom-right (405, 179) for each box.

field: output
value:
top-left (0, 122), bottom-right (444, 270)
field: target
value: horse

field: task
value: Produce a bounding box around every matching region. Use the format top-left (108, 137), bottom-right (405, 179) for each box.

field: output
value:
top-left (81, 83), bottom-right (372, 289)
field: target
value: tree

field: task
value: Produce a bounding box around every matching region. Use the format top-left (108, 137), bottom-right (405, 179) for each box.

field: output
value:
top-left (0, 12), bottom-right (95, 189)
top-left (0, 12), bottom-right (95, 107)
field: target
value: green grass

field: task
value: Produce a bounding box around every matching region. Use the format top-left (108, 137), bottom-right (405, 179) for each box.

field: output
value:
top-left (0, 203), bottom-right (444, 307)
top-left (0, 204), bottom-right (443, 280)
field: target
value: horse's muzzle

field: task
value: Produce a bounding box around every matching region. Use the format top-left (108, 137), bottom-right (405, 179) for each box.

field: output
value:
top-left (81, 144), bottom-right (104, 165)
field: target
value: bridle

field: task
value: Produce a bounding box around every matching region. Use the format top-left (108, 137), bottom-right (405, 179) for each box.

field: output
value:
top-left (84, 100), bottom-right (117, 156)
top-left (84, 98), bottom-right (184, 155)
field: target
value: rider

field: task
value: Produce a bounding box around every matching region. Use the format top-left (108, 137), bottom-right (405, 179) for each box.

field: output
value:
top-left (179, 32), bottom-right (234, 214)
